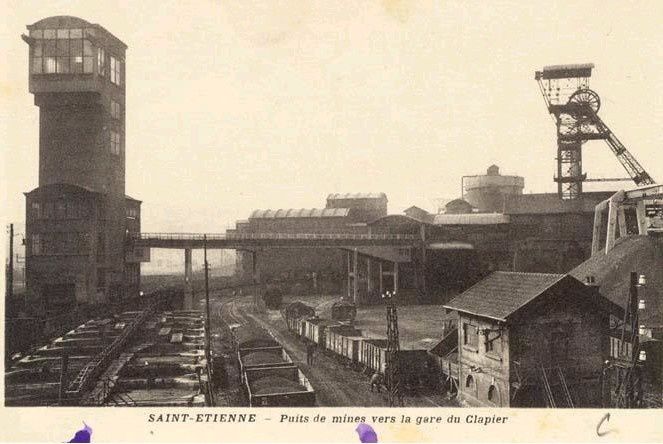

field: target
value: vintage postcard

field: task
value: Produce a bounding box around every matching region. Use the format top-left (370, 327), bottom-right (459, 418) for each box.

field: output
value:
top-left (1, 1), bottom-right (661, 442)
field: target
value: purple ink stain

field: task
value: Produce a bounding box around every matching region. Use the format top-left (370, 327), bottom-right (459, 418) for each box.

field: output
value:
top-left (67, 422), bottom-right (92, 443)
top-left (356, 423), bottom-right (378, 443)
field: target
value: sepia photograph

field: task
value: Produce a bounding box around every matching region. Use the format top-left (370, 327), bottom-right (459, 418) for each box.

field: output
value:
top-left (1, 1), bottom-right (662, 442)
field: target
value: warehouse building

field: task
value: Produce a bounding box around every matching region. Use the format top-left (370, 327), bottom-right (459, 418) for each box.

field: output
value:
top-left (235, 193), bottom-right (387, 290)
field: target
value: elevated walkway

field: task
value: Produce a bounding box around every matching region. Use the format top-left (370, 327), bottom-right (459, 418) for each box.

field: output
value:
top-left (128, 232), bottom-right (419, 249)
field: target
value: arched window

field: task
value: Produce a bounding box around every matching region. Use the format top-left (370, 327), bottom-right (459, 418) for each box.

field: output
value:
top-left (488, 384), bottom-right (500, 405)
top-left (465, 375), bottom-right (474, 389)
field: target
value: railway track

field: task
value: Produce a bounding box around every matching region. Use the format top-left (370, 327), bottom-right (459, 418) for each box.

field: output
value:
top-left (205, 289), bottom-right (451, 407)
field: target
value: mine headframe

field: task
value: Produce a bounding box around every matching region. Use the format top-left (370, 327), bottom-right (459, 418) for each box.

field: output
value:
top-left (535, 64), bottom-right (655, 200)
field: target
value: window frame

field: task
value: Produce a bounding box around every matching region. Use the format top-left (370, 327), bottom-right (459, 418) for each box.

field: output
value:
top-left (110, 130), bottom-right (121, 155)
top-left (487, 384), bottom-right (500, 406)
top-left (97, 47), bottom-right (106, 76)
top-left (463, 322), bottom-right (479, 351)
top-left (30, 28), bottom-right (94, 75)
top-left (110, 55), bottom-right (122, 85)
top-left (111, 100), bottom-right (122, 120)
top-left (485, 329), bottom-right (503, 359)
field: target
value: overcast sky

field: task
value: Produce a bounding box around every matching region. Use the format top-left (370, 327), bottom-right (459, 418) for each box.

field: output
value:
top-left (2, 0), bottom-right (662, 235)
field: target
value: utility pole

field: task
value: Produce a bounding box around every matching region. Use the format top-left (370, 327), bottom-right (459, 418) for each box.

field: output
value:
top-left (6, 223), bottom-right (14, 300)
top-left (383, 290), bottom-right (403, 407)
top-left (615, 271), bottom-right (646, 408)
top-left (203, 235), bottom-right (214, 406)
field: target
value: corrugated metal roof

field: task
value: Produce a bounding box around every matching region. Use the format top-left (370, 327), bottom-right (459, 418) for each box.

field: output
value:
top-left (432, 213), bottom-right (510, 225)
top-left (326, 192), bottom-right (387, 200)
top-left (543, 63), bottom-right (595, 72)
top-left (249, 208), bottom-right (350, 219)
top-left (503, 192), bottom-right (613, 215)
top-left (443, 271), bottom-right (566, 321)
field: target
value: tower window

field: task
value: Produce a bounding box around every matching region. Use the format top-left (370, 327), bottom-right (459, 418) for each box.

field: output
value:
top-left (31, 202), bottom-right (41, 219)
top-left (110, 56), bottom-right (122, 85)
top-left (110, 131), bottom-right (121, 155)
top-left (111, 100), bottom-right (122, 120)
top-left (31, 28), bottom-right (93, 74)
top-left (31, 234), bottom-right (42, 256)
top-left (98, 47), bottom-right (106, 76)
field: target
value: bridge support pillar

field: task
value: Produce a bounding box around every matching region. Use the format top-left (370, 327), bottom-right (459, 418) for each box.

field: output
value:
top-left (591, 201), bottom-right (607, 255)
top-left (352, 249), bottom-right (358, 304)
top-left (251, 251), bottom-right (262, 308)
top-left (346, 250), bottom-right (352, 300)
top-left (379, 261), bottom-right (384, 295)
top-left (367, 258), bottom-right (373, 296)
top-left (605, 191), bottom-right (625, 254)
top-left (184, 248), bottom-right (193, 310)
top-left (393, 261), bottom-right (399, 295)
top-left (636, 200), bottom-right (647, 235)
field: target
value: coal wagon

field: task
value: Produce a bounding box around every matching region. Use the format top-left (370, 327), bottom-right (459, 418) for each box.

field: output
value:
top-left (244, 365), bottom-right (316, 407)
top-left (238, 346), bottom-right (294, 381)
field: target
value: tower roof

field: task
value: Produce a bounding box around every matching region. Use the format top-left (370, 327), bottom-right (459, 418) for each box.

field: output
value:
top-left (27, 15), bottom-right (127, 50)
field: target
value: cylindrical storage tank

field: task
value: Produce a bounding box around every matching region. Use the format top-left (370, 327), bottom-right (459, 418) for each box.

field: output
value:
top-left (463, 165), bottom-right (524, 213)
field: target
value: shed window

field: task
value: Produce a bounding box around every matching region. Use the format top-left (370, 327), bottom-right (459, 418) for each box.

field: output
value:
top-left (485, 330), bottom-right (502, 355)
top-left (463, 323), bottom-right (478, 348)
top-left (488, 385), bottom-right (499, 404)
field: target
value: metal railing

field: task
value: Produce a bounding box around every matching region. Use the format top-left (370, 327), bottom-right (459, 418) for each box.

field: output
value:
top-left (131, 232), bottom-right (418, 241)
top-left (66, 306), bottom-right (155, 398)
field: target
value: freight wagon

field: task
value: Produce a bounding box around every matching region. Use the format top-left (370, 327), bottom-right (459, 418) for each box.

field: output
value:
top-left (233, 326), bottom-right (280, 351)
top-left (358, 339), bottom-right (428, 381)
top-left (302, 317), bottom-right (340, 346)
top-left (324, 326), bottom-right (363, 365)
top-left (238, 346), bottom-right (294, 381)
top-left (282, 302), bottom-right (315, 334)
top-left (284, 315), bottom-right (308, 336)
top-left (244, 365), bottom-right (316, 407)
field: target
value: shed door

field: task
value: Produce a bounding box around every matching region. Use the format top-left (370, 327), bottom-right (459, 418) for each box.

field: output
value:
top-left (549, 331), bottom-right (569, 364)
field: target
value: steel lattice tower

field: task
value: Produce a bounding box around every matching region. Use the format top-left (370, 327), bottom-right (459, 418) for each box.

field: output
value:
top-left (384, 291), bottom-right (403, 407)
top-left (535, 64), bottom-right (654, 200)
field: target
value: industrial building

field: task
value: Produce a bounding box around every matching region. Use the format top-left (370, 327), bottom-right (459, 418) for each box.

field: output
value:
top-left (21, 16), bottom-right (145, 327)
top-left (234, 193), bottom-right (388, 290)
top-left (438, 272), bottom-right (623, 407)
top-left (230, 165), bottom-right (612, 306)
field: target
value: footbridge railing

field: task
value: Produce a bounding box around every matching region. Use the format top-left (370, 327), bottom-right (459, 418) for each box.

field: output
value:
top-left (131, 232), bottom-right (418, 241)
